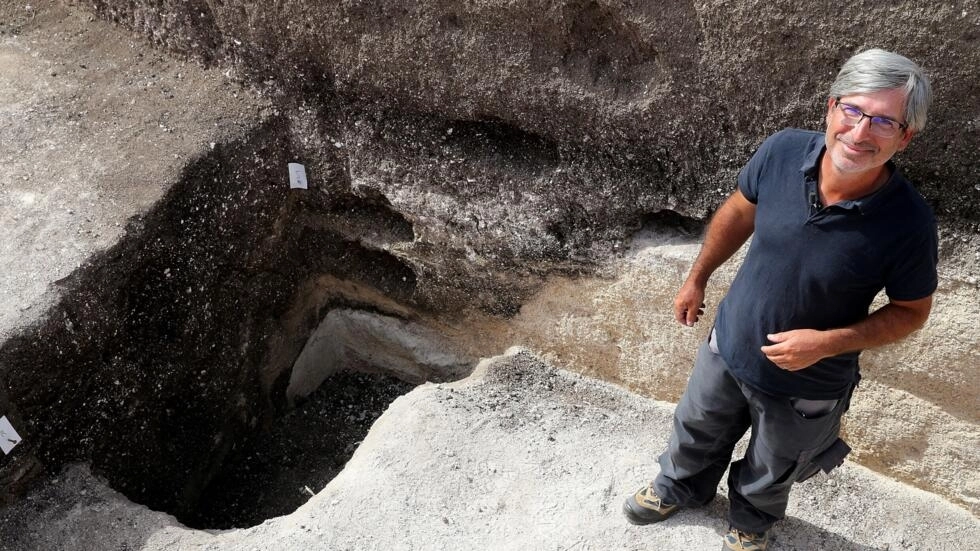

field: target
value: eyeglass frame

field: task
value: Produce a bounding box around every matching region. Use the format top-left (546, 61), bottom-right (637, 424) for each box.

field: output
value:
top-left (833, 97), bottom-right (909, 137)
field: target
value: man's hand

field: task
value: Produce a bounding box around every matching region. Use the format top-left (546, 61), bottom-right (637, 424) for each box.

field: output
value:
top-left (760, 329), bottom-right (829, 371)
top-left (762, 296), bottom-right (933, 371)
top-left (672, 189), bottom-right (755, 327)
top-left (673, 280), bottom-right (706, 327)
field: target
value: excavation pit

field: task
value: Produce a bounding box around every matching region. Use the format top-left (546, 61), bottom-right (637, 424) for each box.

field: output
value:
top-left (0, 110), bottom-right (475, 528)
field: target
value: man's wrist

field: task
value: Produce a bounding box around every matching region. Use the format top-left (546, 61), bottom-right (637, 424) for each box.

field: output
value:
top-left (685, 270), bottom-right (710, 289)
top-left (821, 328), bottom-right (860, 357)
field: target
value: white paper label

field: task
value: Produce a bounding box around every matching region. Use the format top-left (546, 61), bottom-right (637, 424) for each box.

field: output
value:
top-left (0, 416), bottom-right (22, 455)
top-left (288, 163), bottom-right (308, 190)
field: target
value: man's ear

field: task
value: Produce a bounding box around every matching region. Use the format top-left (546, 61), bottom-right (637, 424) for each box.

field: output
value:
top-left (897, 129), bottom-right (916, 151)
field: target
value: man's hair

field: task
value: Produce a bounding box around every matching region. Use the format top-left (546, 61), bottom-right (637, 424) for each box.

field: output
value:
top-left (829, 48), bottom-right (932, 132)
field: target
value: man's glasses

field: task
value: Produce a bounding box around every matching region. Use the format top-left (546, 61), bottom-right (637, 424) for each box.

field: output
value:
top-left (834, 98), bottom-right (908, 138)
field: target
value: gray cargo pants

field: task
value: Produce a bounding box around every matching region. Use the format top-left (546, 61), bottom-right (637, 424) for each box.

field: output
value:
top-left (654, 332), bottom-right (853, 534)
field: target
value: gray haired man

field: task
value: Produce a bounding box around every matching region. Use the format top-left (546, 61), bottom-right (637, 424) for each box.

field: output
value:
top-left (623, 49), bottom-right (937, 550)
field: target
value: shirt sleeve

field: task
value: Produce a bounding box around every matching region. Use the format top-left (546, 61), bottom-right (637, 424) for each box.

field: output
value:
top-left (884, 216), bottom-right (939, 301)
top-left (737, 131), bottom-right (781, 204)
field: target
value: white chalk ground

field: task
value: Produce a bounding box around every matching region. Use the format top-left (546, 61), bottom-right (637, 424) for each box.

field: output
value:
top-left (0, 0), bottom-right (268, 343)
top-left (2, 350), bottom-right (977, 550)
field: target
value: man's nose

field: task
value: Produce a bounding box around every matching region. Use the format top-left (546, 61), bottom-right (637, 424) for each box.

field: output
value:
top-left (849, 116), bottom-right (874, 141)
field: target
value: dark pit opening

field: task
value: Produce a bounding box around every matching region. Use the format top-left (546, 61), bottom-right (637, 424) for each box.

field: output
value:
top-left (183, 370), bottom-right (416, 529)
top-left (0, 114), bottom-right (471, 529)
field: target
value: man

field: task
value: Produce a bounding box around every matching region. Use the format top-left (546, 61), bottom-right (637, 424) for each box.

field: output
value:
top-left (623, 49), bottom-right (937, 550)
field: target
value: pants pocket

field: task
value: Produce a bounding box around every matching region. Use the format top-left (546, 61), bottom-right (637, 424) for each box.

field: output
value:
top-left (789, 397), bottom-right (839, 419)
top-left (796, 438), bottom-right (852, 483)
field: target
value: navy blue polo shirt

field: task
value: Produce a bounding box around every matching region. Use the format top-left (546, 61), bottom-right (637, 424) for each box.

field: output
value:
top-left (714, 129), bottom-right (938, 399)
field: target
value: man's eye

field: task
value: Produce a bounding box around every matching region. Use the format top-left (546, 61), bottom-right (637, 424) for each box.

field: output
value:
top-left (871, 117), bottom-right (897, 128)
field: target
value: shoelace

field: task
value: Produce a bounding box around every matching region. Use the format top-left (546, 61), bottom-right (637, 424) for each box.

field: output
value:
top-left (732, 530), bottom-right (764, 549)
top-left (640, 487), bottom-right (669, 508)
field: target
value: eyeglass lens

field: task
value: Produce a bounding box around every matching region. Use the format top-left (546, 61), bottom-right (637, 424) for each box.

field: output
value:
top-left (838, 103), bottom-right (901, 137)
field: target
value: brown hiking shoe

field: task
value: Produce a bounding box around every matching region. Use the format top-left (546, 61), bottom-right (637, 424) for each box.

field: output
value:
top-left (722, 527), bottom-right (769, 550)
top-left (622, 484), bottom-right (680, 525)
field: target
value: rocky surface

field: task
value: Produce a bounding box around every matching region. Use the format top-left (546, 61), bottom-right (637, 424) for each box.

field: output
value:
top-left (1, 351), bottom-right (978, 550)
top-left (0, 1), bottom-right (977, 549)
top-left (84, 0), bottom-right (980, 226)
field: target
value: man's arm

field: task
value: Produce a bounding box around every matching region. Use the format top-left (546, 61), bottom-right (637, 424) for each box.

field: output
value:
top-left (674, 189), bottom-right (756, 326)
top-left (761, 295), bottom-right (933, 370)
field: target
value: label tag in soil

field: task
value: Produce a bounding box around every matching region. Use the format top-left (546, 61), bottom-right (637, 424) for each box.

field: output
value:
top-left (288, 163), bottom-right (308, 190)
top-left (0, 416), bottom-right (22, 455)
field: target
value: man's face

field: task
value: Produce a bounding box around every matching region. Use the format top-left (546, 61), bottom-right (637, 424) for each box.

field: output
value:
top-left (824, 87), bottom-right (916, 175)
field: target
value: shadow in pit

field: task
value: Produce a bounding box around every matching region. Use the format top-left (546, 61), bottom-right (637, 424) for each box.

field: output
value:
top-left (186, 369), bottom-right (415, 529)
top-left (0, 111), bottom-right (427, 527)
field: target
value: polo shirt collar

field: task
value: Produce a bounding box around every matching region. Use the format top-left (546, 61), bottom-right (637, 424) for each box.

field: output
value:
top-left (799, 133), bottom-right (900, 215)
top-left (800, 134), bottom-right (823, 178)
top-left (854, 165), bottom-right (901, 214)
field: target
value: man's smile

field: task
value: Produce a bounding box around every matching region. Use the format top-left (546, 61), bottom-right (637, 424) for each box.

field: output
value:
top-left (836, 135), bottom-right (877, 156)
